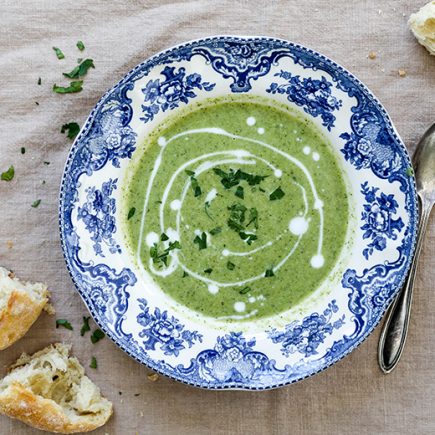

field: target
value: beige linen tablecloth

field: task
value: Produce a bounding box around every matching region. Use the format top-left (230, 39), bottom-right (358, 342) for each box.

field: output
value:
top-left (0, 0), bottom-right (434, 434)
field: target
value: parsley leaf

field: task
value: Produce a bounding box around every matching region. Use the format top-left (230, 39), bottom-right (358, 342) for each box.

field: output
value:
top-left (227, 261), bottom-right (235, 271)
top-left (209, 227), bottom-right (222, 236)
top-left (80, 316), bottom-right (91, 336)
top-left (61, 122), bottom-right (80, 139)
top-left (193, 232), bottom-right (207, 250)
top-left (149, 238), bottom-right (181, 267)
top-left (160, 232), bottom-right (169, 241)
top-left (76, 40), bottom-right (85, 51)
top-left (20, 147), bottom-right (26, 154)
top-left (235, 185), bottom-right (244, 199)
top-left (127, 207), bottom-right (136, 220)
top-left (56, 319), bottom-right (73, 330)
top-left (31, 199), bottom-right (41, 208)
top-left (204, 201), bottom-right (213, 220)
top-left (265, 268), bottom-right (275, 277)
top-left (247, 208), bottom-right (258, 229)
top-left (185, 170), bottom-right (202, 197)
top-left (270, 187), bottom-right (285, 201)
top-left (213, 167), bottom-right (267, 189)
top-left (37, 77), bottom-right (41, 85)
top-left (182, 271), bottom-right (189, 278)
top-left (1, 165), bottom-right (14, 181)
top-left (90, 329), bottom-right (105, 344)
top-left (204, 268), bottom-right (213, 274)
top-left (52, 46), bottom-right (65, 59)
top-left (239, 231), bottom-right (257, 245)
top-left (63, 58), bottom-right (95, 79)
top-left (239, 286), bottom-right (251, 295)
top-left (90, 356), bottom-right (97, 369)
top-left (53, 80), bottom-right (83, 94)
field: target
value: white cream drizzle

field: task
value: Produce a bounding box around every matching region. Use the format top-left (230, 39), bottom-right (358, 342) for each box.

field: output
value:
top-left (136, 126), bottom-right (325, 309)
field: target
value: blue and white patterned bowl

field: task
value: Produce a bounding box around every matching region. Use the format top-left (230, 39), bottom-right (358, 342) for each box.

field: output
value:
top-left (59, 36), bottom-right (418, 389)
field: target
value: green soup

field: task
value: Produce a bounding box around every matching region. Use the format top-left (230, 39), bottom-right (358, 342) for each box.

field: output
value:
top-left (122, 96), bottom-right (349, 321)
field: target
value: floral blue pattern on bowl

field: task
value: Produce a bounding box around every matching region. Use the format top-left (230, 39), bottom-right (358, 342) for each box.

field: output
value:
top-left (59, 36), bottom-right (417, 389)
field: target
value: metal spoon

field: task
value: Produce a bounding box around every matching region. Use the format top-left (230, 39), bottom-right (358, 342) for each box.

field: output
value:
top-left (378, 123), bottom-right (435, 374)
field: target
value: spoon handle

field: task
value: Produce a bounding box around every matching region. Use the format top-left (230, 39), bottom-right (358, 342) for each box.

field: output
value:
top-left (378, 198), bottom-right (432, 373)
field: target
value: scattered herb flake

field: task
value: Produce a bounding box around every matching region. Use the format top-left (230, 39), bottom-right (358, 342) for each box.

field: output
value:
top-left (182, 271), bottom-right (189, 278)
top-left (213, 167), bottom-right (267, 189)
top-left (239, 231), bottom-right (257, 245)
top-left (227, 261), bottom-right (235, 271)
top-left (1, 166), bottom-right (14, 182)
top-left (56, 319), bottom-right (73, 330)
top-left (235, 185), bottom-right (244, 199)
top-left (239, 286), bottom-right (251, 295)
top-left (52, 46), bottom-right (65, 59)
top-left (185, 170), bottom-right (202, 197)
top-left (61, 122), bottom-right (80, 139)
top-left (265, 268), bottom-right (275, 277)
top-left (247, 208), bottom-right (258, 229)
top-left (44, 161), bottom-right (50, 165)
top-left (31, 199), bottom-right (41, 208)
top-left (90, 356), bottom-right (97, 369)
top-left (90, 328), bottom-right (105, 344)
top-left (209, 227), bottom-right (222, 236)
top-left (37, 77), bottom-right (41, 85)
top-left (63, 58), bottom-right (95, 79)
top-left (76, 40), bottom-right (85, 51)
top-left (160, 232), bottom-right (169, 241)
top-left (81, 316), bottom-right (91, 336)
top-left (269, 187), bottom-right (285, 201)
top-left (35, 101), bottom-right (39, 105)
top-left (405, 167), bottom-right (414, 176)
top-left (150, 240), bottom-right (181, 267)
top-left (20, 147), bottom-right (25, 154)
top-left (204, 268), bottom-right (213, 274)
top-left (53, 80), bottom-right (83, 94)
top-left (127, 207), bottom-right (136, 220)
top-left (193, 232), bottom-right (207, 250)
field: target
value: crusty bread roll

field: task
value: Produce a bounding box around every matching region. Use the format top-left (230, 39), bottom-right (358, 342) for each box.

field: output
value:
top-left (0, 267), bottom-right (49, 350)
top-left (0, 343), bottom-right (112, 433)
top-left (409, 1), bottom-right (435, 55)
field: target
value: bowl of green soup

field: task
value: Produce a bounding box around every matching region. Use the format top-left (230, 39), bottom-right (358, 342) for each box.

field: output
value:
top-left (60, 36), bottom-right (418, 389)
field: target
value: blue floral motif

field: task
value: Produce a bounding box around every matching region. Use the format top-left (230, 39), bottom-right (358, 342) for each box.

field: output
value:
top-left (136, 298), bottom-right (202, 357)
top-left (140, 66), bottom-right (215, 123)
top-left (77, 178), bottom-right (120, 257)
top-left (267, 301), bottom-right (345, 357)
top-left (266, 71), bottom-right (342, 130)
top-left (360, 182), bottom-right (404, 259)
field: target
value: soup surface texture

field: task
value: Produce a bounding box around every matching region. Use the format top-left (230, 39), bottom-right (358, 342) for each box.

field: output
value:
top-left (123, 96), bottom-right (349, 321)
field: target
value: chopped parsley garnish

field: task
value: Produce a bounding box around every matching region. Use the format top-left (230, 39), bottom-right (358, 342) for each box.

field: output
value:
top-left (227, 261), bottom-right (235, 271)
top-left (270, 187), bottom-right (285, 201)
top-left (90, 329), bottom-right (105, 344)
top-left (160, 232), bottom-right (169, 241)
top-left (235, 185), bottom-right (244, 199)
top-left (185, 170), bottom-right (202, 197)
top-left (247, 208), bottom-right (258, 229)
top-left (52, 46), bottom-right (65, 59)
top-left (56, 319), bottom-right (73, 330)
top-left (90, 356), bottom-right (97, 369)
top-left (80, 316), bottom-right (91, 336)
top-left (61, 122), bottom-right (80, 139)
top-left (209, 226), bottom-right (222, 236)
top-left (76, 40), bottom-right (85, 51)
top-left (31, 199), bottom-right (41, 208)
top-left (204, 268), bottom-right (213, 274)
top-left (239, 231), bottom-right (257, 245)
top-left (20, 147), bottom-right (25, 154)
top-left (53, 80), bottom-right (83, 94)
top-left (265, 268), bottom-right (275, 277)
top-left (127, 207), bottom-right (136, 220)
top-left (193, 232), bottom-right (207, 250)
top-left (227, 203), bottom-right (247, 232)
top-left (204, 201), bottom-right (213, 219)
top-left (182, 271), bottom-right (189, 278)
top-left (63, 58), bottom-right (95, 79)
top-left (37, 77), bottom-right (41, 85)
top-left (239, 286), bottom-right (251, 295)
top-left (150, 239), bottom-right (181, 267)
top-left (1, 165), bottom-right (14, 181)
top-left (213, 167), bottom-right (267, 189)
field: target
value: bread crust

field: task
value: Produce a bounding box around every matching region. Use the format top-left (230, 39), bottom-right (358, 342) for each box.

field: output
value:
top-left (0, 381), bottom-right (112, 433)
top-left (0, 289), bottom-right (48, 350)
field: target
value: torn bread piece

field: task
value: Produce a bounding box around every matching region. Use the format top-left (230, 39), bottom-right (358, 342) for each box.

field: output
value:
top-left (0, 267), bottom-right (50, 350)
top-left (0, 343), bottom-right (112, 433)
top-left (409, 1), bottom-right (435, 55)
